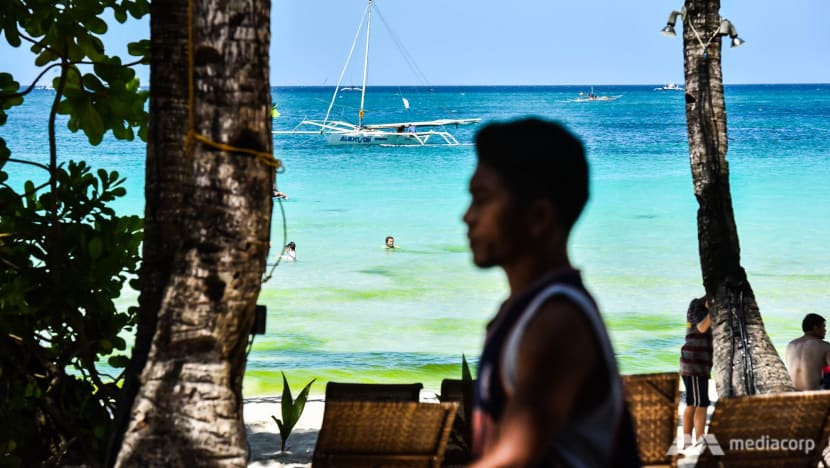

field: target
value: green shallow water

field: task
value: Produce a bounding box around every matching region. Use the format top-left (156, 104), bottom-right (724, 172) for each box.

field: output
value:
top-left (5, 85), bottom-right (830, 396)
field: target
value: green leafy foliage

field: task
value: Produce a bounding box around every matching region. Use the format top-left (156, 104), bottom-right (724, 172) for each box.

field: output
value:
top-left (127, 39), bottom-right (151, 64)
top-left (55, 62), bottom-right (149, 145)
top-left (0, 161), bottom-right (142, 466)
top-left (0, 1), bottom-right (149, 465)
top-left (0, 0), bottom-right (150, 145)
top-left (0, 138), bottom-right (9, 164)
top-left (271, 372), bottom-right (316, 452)
top-left (0, 74), bottom-right (22, 126)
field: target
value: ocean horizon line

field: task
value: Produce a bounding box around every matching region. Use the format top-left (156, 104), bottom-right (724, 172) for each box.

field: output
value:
top-left (26, 82), bottom-right (827, 91)
top-left (268, 82), bottom-right (830, 89)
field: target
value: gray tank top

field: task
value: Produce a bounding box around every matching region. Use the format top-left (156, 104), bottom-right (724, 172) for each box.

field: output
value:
top-left (500, 283), bottom-right (625, 467)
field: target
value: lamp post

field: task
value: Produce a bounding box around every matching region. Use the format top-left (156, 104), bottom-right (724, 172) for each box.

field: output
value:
top-left (661, 0), bottom-right (795, 398)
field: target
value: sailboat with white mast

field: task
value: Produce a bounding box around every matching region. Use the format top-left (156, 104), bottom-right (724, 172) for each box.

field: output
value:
top-left (283, 0), bottom-right (480, 146)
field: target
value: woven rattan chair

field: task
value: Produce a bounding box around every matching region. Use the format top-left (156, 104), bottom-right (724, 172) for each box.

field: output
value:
top-left (693, 390), bottom-right (830, 467)
top-left (312, 400), bottom-right (459, 468)
top-left (622, 372), bottom-right (680, 467)
top-left (324, 381), bottom-right (423, 402)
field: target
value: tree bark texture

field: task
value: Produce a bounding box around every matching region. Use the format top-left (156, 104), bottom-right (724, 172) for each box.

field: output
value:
top-left (114, 0), bottom-right (273, 465)
top-left (107, 1), bottom-right (190, 464)
top-left (682, 0), bottom-right (793, 397)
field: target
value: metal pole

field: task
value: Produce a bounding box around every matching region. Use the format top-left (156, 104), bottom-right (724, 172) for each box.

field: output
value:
top-left (358, 0), bottom-right (372, 127)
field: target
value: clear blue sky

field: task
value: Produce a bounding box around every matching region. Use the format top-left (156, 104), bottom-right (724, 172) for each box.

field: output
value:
top-left (2, 0), bottom-right (828, 86)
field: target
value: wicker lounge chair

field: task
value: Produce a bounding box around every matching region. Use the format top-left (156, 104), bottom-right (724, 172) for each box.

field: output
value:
top-left (693, 390), bottom-right (830, 467)
top-left (622, 372), bottom-right (680, 467)
top-left (312, 400), bottom-right (458, 468)
top-left (439, 378), bottom-right (476, 466)
top-left (325, 381), bottom-right (423, 402)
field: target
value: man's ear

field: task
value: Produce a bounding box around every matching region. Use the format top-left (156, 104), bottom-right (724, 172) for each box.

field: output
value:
top-left (526, 198), bottom-right (557, 239)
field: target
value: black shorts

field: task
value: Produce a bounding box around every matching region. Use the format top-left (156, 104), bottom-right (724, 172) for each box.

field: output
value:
top-left (682, 375), bottom-right (710, 407)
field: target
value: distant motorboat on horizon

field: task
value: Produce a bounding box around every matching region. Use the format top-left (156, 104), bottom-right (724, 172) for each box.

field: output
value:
top-left (570, 87), bottom-right (622, 102)
top-left (654, 82), bottom-right (684, 91)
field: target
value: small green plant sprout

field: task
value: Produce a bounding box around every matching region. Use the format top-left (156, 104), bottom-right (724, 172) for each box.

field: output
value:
top-left (455, 353), bottom-right (476, 456)
top-left (271, 372), bottom-right (316, 452)
top-left (461, 353), bottom-right (473, 382)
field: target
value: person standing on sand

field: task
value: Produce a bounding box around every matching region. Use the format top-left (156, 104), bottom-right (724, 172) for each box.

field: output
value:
top-left (785, 313), bottom-right (830, 390)
top-left (463, 117), bottom-right (639, 467)
top-left (679, 295), bottom-right (712, 449)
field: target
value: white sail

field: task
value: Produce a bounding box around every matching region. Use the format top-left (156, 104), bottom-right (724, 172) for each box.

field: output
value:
top-left (280, 0), bottom-right (480, 146)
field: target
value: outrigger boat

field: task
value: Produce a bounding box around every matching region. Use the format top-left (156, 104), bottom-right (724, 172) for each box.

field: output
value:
top-left (572, 87), bottom-right (622, 102)
top-left (278, 0), bottom-right (480, 146)
top-left (654, 82), bottom-right (684, 91)
top-left (299, 118), bottom-right (482, 146)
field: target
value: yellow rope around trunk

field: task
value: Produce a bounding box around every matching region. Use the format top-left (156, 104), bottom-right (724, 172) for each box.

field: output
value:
top-left (184, 0), bottom-right (281, 169)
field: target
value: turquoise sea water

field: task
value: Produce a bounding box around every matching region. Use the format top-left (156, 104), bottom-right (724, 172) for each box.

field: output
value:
top-left (4, 84), bottom-right (830, 395)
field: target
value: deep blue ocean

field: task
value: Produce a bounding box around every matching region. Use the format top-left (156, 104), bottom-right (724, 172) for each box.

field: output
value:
top-left (4, 84), bottom-right (829, 395)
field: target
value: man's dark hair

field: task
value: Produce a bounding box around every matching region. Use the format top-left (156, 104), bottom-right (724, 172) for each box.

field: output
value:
top-left (803, 313), bottom-right (826, 332)
top-left (474, 117), bottom-right (588, 233)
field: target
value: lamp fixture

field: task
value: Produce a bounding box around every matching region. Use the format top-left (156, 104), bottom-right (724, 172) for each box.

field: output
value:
top-left (661, 7), bottom-right (686, 37)
top-left (660, 7), bottom-right (745, 52)
top-left (718, 19), bottom-right (745, 48)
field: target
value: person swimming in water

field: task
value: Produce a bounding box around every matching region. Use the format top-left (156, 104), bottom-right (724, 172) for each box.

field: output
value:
top-left (383, 236), bottom-right (399, 249)
top-left (281, 241), bottom-right (296, 261)
top-left (272, 184), bottom-right (288, 199)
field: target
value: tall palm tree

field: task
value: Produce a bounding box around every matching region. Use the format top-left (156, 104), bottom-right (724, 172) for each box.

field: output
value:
top-left (680, 0), bottom-right (793, 396)
top-left (112, 0), bottom-right (274, 464)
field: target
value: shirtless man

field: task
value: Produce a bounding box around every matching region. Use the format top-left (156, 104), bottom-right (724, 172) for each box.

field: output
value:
top-left (785, 313), bottom-right (830, 390)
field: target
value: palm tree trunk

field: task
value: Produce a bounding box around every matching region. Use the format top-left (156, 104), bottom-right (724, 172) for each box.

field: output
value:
top-left (113, 0), bottom-right (273, 465)
top-left (682, 0), bottom-right (793, 396)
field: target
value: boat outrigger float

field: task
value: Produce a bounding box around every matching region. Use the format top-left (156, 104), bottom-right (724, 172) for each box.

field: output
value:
top-left (277, 0), bottom-right (480, 146)
top-left (297, 118), bottom-right (482, 146)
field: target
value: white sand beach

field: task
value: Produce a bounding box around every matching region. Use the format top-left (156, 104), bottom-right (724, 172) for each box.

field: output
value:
top-left (244, 392), bottom-right (447, 467)
top-left (243, 383), bottom-right (718, 467)
top-left (245, 395), bottom-right (324, 467)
